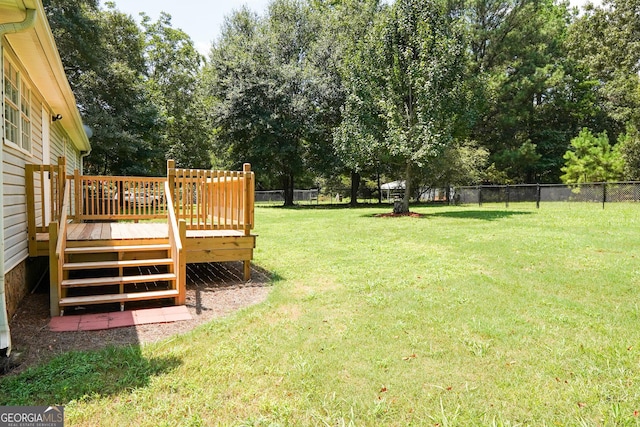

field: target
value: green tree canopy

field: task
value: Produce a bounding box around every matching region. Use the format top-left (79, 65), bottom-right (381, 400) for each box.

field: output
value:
top-left (335, 0), bottom-right (469, 211)
top-left (560, 128), bottom-right (624, 183)
top-left (205, 1), bottom-right (331, 205)
top-left (618, 123), bottom-right (640, 180)
top-left (45, 1), bottom-right (164, 175)
top-left (567, 0), bottom-right (640, 133)
top-left (142, 12), bottom-right (210, 169)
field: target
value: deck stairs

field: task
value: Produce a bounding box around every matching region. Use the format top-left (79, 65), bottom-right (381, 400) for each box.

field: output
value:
top-left (58, 238), bottom-right (179, 314)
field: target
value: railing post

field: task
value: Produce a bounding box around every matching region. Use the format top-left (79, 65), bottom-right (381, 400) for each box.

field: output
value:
top-left (243, 163), bottom-right (252, 236)
top-left (167, 160), bottom-right (175, 191)
top-left (178, 219), bottom-right (187, 305)
top-left (49, 221), bottom-right (60, 317)
top-left (167, 159), bottom-right (175, 217)
top-left (74, 168), bottom-right (81, 221)
top-left (57, 157), bottom-right (66, 221)
top-left (25, 165), bottom-right (38, 257)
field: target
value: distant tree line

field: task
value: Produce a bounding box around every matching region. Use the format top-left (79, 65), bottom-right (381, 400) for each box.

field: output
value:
top-left (44, 0), bottom-right (640, 210)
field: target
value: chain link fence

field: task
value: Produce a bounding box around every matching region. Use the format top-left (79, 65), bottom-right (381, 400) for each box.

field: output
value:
top-left (255, 187), bottom-right (382, 205)
top-left (456, 182), bottom-right (640, 207)
top-left (255, 189), bottom-right (319, 205)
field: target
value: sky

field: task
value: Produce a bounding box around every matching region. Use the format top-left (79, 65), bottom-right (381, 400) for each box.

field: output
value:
top-left (110, 0), bottom-right (271, 54)
top-left (109, 0), bottom-right (602, 56)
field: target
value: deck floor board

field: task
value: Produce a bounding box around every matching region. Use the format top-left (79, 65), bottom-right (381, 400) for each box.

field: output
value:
top-left (37, 223), bottom-right (251, 242)
top-left (65, 222), bottom-right (169, 241)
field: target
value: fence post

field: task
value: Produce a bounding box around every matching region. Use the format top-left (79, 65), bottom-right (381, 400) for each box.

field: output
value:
top-left (478, 185), bottom-right (482, 207)
top-left (536, 184), bottom-right (541, 209)
top-left (602, 182), bottom-right (606, 209)
top-left (505, 184), bottom-right (510, 208)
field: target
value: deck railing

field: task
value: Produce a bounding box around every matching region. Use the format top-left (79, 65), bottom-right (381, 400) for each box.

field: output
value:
top-left (72, 172), bottom-right (167, 221)
top-left (49, 182), bottom-right (71, 316)
top-left (26, 158), bottom-right (66, 256)
top-left (168, 161), bottom-right (254, 234)
top-left (165, 180), bottom-right (186, 304)
top-left (27, 159), bottom-right (255, 237)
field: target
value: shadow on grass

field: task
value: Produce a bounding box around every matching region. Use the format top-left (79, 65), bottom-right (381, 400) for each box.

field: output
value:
top-left (258, 202), bottom-right (444, 210)
top-left (0, 345), bottom-right (180, 406)
top-left (428, 210), bottom-right (532, 221)
top-left (260, 202), bottom-right (532, 221)
top-left (361, 209), bottom-right (532, 221)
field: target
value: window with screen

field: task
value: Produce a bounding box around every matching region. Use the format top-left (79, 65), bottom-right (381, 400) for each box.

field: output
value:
top-left (3, 58), bottom-right (32, 154)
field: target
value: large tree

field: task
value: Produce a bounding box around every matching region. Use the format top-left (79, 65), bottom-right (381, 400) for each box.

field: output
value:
top-left (142, 13), bottom-right (211, 169)
top-left (618, 124), bottom-right (640, 180)
top-left (567, 0), bottom-right (640, 133)
top-left (45, 1), bottom-right (164, 176)
top-left (454, 0), bottom-right (599, 183)
top-left (321, 0), bottom-right (383, 206)
top-left (206, 1), bottom-right (324, 205)
top-left (340, 0), bottom-right (468, 212)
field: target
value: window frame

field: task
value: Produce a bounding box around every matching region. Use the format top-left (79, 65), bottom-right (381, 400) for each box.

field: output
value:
top-left (3, 57), bottom-right (33, 156)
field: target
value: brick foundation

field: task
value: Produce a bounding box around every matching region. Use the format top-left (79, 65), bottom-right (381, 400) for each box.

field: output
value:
top-left (4, 258), bottom-right (47, 319)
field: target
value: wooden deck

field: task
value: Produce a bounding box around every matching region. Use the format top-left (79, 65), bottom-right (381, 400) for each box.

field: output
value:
top-left (27, 160), bottom-right (256, 316)
top-left (36, 222), bottom-right (254, 258)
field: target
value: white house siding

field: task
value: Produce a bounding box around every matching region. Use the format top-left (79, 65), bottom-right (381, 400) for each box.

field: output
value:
top-left (50, 125), bottom-right (81, 213)
top-left (50, 126), bottom-right (81, 169)
top-left (2, 50), bottom-right (82, 273)
top-left (65, 138), bottom-right (79, 173)
top-left (2, 89), bottom-right (44, 272)
top-left (4, 146), bottom-right (34, 272)
top-left (2, 46), bottom-right (42, 272)
top-left (50, 125), bottom-right (65, 164)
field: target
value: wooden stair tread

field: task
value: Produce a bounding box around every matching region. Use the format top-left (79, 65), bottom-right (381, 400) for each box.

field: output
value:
top-left (61, 273), bottom-right (176, 288)
top-left (63, 258), bottom-right (173, 270)
top-left (65, 244), bottom-right (171, 254)
top-left (59, 289), bottom-right (179, 306)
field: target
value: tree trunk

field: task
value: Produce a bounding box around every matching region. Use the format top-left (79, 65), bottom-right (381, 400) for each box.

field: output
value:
top-left (350, 170), bottom-right (360, 207)
top-left (398, 163), bottom-right (411, 213)
top-left (283, 173), bottom-right (295, 206)
top-left (377, 170), bottom-right (382, 204)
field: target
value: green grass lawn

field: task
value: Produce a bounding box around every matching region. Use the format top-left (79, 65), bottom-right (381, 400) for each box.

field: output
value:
top-left (2, 203), bottom-right (640, 426)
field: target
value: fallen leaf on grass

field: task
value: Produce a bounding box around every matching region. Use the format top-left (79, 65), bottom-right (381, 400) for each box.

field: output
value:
top-left (403, 354), bottom-right (417, 361)
top-left (577, 402), bottom-right (586, 408)
top-left (380, 386), bottom-right (388, 393)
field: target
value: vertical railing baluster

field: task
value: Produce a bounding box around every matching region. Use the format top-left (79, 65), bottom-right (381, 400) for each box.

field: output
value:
top-left (233, 171), bottom-right (238, 228)
top-left (215, 170), bottom-right (221, 229)
top-left (208, 170), bottom-right (214, 228)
